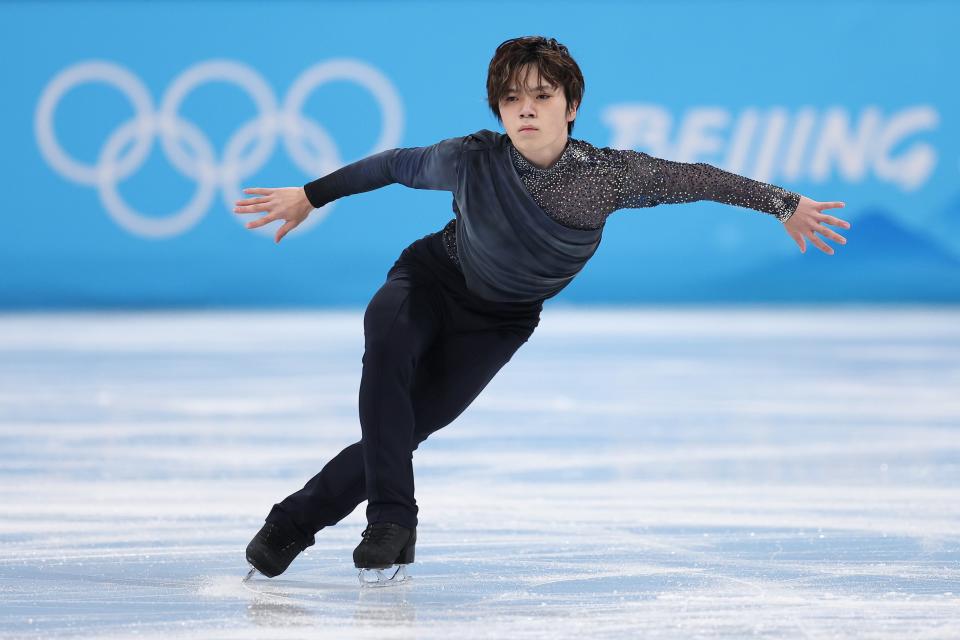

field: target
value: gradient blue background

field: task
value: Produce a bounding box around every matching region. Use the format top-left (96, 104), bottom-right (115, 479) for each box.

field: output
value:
top-left (3, 0), bottom-right (958, 308)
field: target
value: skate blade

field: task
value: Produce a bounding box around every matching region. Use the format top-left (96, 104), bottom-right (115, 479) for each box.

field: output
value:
top-left (242, 566), bottom-right (258, 582)
top-left (358, 564), bottom-right (411, 588)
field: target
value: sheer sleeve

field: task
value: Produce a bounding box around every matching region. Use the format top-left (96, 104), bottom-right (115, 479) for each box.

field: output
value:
top-left (613, 149), bottom-right (801, 222)
top-left (302, 135), bottom-right (465, 209)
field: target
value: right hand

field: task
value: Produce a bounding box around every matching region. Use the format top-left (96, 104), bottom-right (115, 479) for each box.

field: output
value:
top-left (234, 187), bottom-right (315, 244)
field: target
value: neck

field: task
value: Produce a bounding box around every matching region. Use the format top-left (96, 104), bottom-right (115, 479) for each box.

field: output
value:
top-left (515, 134), bottom-right (569, 170)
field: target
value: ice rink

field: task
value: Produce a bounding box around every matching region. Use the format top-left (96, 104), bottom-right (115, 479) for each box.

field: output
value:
top-left (1, 307), bottom-right (957, 639)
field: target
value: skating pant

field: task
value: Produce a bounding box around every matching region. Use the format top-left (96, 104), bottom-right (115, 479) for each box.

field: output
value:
top-left (266, 224), bottom-right (543, 545)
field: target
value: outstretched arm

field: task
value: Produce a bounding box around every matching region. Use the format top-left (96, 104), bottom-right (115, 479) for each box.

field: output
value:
top-left (616, 150), bottom-right (801, 220)
top-left (234, 135), bottom-right (465, 243)
top-left (302, 135), bottom-right (464, 209)
top-left (615, 150), bottom-right (850, 255)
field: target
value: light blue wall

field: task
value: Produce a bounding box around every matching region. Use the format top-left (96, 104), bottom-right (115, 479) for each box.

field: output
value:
top-left (4, 0), bottom-right (958, 308)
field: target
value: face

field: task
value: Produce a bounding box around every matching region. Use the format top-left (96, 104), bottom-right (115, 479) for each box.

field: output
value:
top-left (499, 63), bottom-right (578, 158)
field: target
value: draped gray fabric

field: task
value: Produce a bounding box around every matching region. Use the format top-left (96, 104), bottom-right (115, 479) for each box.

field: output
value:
top-left (304, 129), bottom-right (602, 303)
top-left (452, 130), bottom-right (601, 303)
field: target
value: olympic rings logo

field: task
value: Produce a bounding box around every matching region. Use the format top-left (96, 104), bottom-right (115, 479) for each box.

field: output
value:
top-left (34, 59), bottom-right (405, 239)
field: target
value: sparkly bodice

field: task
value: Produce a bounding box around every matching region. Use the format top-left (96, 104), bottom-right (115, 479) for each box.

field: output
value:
top-left (442, 137), bottom-right (800, 268)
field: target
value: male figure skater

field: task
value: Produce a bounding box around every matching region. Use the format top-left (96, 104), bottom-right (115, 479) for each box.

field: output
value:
top-left (236, 36), bottom-right (850, 585)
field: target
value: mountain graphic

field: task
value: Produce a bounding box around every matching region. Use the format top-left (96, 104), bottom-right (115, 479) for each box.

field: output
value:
top-left (691, 208), bottom-right (960, 303)
top-left (929, 190), bottom-right (960, 257)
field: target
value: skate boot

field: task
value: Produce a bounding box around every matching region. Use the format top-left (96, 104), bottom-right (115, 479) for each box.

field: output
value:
top-left (243, 520), bottom-right (309, 580)
top-left (353, 522), bottom-right (416, 587)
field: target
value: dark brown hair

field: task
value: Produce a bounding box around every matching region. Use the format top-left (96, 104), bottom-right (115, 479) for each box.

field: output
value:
top-left (486, 36), bottom-right (585, 135)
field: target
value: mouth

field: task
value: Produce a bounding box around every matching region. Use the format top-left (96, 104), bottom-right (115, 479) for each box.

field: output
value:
top-left (519, 126), bottom-right (538, 132)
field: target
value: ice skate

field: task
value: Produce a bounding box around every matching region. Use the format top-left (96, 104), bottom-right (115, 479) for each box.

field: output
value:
top-left (358, 563), bottom-right (411, 587)
top-left (353, 522), bottom-right (415, 587)
top-left (243, 520), bottom-right (308, 580)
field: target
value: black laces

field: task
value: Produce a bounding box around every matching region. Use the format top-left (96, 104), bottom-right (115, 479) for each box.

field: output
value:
top-left (361, 523), bottom-right (399, 544)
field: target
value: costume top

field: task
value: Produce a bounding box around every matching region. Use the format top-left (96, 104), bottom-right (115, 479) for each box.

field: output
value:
top-left (303, 129), bottom-right (800, 303)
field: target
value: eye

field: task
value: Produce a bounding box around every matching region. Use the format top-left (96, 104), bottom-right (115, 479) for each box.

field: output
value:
top-left (538, 94), bottom-right (551, 99)
top-left (505, 96), bottom-right (517, 102)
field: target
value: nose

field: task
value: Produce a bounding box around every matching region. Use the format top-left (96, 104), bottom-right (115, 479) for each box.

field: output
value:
top-left (519, 94), bottom-right (537, 117)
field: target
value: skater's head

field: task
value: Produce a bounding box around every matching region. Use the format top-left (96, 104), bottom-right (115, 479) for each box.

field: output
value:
top-left (487, 36), bottom-right (584, 148)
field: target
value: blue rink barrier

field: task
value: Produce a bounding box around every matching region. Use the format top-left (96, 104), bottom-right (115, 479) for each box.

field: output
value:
top-left (2, 0), bottom-right (958, 308)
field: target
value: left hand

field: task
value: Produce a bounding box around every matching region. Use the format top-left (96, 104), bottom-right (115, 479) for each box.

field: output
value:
top-left (784, 196), bottom-right (850, 255)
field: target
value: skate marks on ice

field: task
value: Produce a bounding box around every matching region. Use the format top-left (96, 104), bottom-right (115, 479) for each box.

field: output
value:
top-left (212, 518), bottom-right (959, 638)
top-left (0, 309), bottom-right (959, 638)
top-left (2, 523), bottom-right (956, 638)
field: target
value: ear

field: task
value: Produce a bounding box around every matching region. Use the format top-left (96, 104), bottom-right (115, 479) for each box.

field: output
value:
top-left (567, 101), bottom-right (579, 121)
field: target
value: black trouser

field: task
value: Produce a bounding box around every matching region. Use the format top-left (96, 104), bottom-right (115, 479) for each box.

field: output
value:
top-left (266, 226), bottom-right (543, 546)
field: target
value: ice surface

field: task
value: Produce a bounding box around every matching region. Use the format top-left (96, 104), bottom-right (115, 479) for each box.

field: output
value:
top-left (1, 307), bottom-right (958, 639)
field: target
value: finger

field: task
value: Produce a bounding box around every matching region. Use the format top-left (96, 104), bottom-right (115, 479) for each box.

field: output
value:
top-left (245, 214), bottom-right (278, 230)
top-left (808, 229), bottom-right (835, 255)
top-left (235, 196), bottom-right (270, 206)
top-left (815, 224), bottom-right (847, 245)
top-left (275, 220), bottom-right (297, 243)
top-left (820, 215), bottom-right (852, 229)
top-left (791, 230), bottom-right (806, 253)
top-left (243, 188), bottom-right (273, 195)
top-left (233, 204), bottom-right (271, 214)
top-left (826, 231), bottom-right (847, 245)
top-left (816, 201), bottom-right (845, 211)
